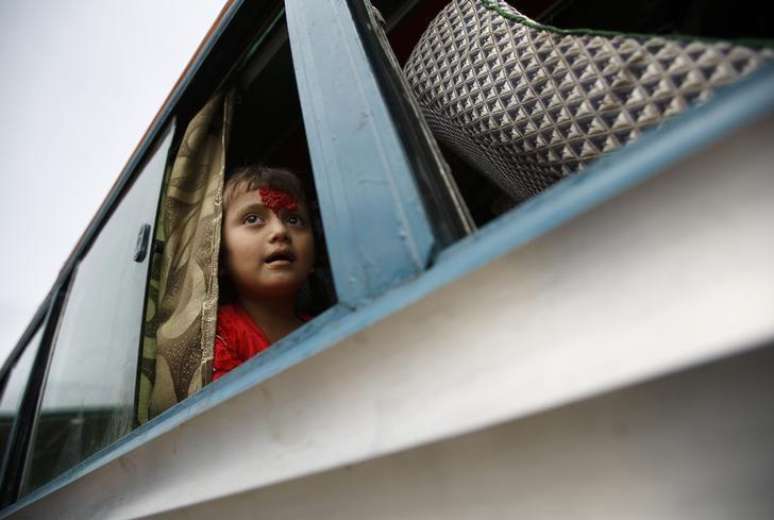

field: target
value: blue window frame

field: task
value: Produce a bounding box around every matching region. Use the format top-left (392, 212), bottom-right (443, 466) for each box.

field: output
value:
top-left (286, 0), bottom-right (472, 305)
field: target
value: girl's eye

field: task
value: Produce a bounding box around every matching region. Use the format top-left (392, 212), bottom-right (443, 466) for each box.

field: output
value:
top-left (243, 214), bottom-right (263, 225)
top-left (286, 214), bottom-right (305, 227)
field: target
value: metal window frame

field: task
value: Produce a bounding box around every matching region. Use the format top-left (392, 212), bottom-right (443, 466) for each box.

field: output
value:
top-left (0, 274), bottom-right (70, 506)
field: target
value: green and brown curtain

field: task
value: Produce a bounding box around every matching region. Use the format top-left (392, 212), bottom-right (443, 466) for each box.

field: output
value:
top-left (138, 92), bottom-right (233, 423)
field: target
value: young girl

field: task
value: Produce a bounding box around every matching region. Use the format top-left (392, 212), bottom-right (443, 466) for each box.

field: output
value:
top-left (213, 165), bottom-right (315, 380)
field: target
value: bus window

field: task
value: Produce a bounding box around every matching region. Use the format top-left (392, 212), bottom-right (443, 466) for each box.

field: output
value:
top-left (379, 0), bottom-right (774, 225)
top-left (0, 327), bottom-right (43, 474)
top-left (144, 13), bottom-right (336, 419)
top-left (20, 129), bottom-right (173, 494)
top-left (229, 35), bottom-right (336, 318)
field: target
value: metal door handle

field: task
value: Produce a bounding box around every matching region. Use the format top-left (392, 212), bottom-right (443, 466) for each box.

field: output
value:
top-left (134, 224), bottom-right (151, 262)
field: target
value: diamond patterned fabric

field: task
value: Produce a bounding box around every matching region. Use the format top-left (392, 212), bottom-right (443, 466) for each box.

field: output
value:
top-left (404, 0), bottom-right (773, 202)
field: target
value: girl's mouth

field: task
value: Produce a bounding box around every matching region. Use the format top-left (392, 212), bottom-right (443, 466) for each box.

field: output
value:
top-left (264, 251), bottom-right (296, 265)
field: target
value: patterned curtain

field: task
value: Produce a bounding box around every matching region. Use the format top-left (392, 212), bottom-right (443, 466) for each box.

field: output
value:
top-left (137, 92), bottom-right (233, 423)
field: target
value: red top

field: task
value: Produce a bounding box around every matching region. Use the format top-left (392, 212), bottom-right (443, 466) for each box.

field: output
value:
top-left (212, 303), bottom-right (272, 381)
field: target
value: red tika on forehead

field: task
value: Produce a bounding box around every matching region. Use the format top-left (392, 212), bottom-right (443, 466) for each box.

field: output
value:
top-left (258, 185), bottom-right (298, 213)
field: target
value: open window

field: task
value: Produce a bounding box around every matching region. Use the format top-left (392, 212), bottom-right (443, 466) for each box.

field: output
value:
top-left (370, 0), bottom-right (774, 226)
top-left (230, 25), bottom-right (336, 319)
top-left (142, 4), bottom-right (339, 420)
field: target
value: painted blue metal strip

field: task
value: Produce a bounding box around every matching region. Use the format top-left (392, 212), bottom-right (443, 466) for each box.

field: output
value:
top-left (3, 58), bottom-right (773, 520)
top-left (285, 0), bottom-right (435, 306)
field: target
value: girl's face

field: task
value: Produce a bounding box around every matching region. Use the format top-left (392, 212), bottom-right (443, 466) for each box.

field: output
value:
top-left (222, 185), bottom-right (314, 301)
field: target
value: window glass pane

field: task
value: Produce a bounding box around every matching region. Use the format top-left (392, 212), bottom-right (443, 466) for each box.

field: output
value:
top-left (22, 129), bottom-right (173, 493)
top-left (0, 327), bottom-right (44, 468)
top-left (145, 9), bottom-right (339, 418)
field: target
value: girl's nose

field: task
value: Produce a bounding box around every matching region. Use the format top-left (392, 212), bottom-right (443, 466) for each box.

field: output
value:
top-left (267, 216), bottom-right (290, 243)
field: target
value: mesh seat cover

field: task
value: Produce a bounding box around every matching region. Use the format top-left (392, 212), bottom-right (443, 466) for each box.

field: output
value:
top-left (404, 0), bottom-right (773, 202)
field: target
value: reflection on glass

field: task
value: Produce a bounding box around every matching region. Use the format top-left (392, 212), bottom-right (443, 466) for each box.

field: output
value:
top-left (0, 327), bottom-right (44, 473)
top-left (22, 130), bottom-right (172, 493)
